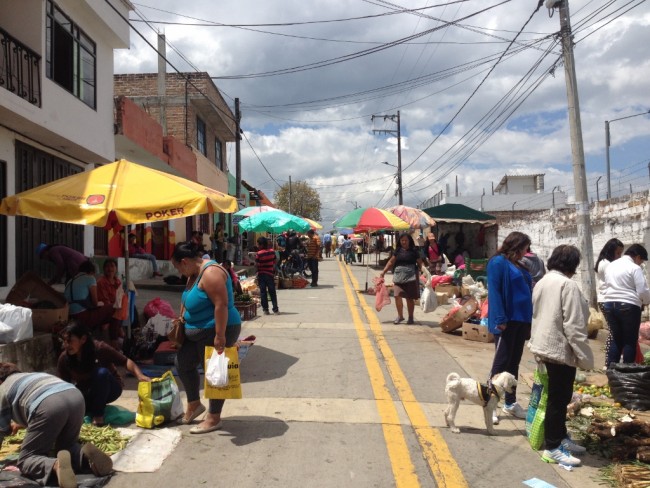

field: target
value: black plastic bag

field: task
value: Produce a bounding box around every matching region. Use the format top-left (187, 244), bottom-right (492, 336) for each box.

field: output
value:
top-left (606, 363), bottom-right (650, 411)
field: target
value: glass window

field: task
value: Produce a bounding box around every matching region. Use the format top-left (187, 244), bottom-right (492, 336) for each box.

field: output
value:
top-left (197, 117), bottom-right (206, 156)
top-left (215, 139), bottom-right (223, 171)
top-left (46, 0), bottom-right (96, 109)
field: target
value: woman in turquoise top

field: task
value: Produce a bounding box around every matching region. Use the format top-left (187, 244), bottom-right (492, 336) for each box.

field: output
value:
top-left (171, 241), bottom-right (241, 434)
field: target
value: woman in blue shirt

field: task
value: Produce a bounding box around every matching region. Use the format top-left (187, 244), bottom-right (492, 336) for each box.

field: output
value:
top-left (487, 231), bottom-right (533, 422)
top-left (171, 241), bottom-right (241, 434)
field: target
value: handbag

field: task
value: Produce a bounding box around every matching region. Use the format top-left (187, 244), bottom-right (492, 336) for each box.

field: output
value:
top-left (136, 371), bottom-right (184, 428)
top-left (526, 362), bottom-right (548, 450)
top-left (167, 317), bottom-right (185, 347)
top-left (204, 346), bottom-right (242, 399)
top-left (206, 348), bottom-right (230, 387)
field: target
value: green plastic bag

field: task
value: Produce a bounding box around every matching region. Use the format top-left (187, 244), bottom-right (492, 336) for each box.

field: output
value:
top-left (526, 363), bottom-right (548, 450)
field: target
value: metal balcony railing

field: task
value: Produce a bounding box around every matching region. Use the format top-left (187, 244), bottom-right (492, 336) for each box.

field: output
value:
top-left (0, 26), bottom-right (41, 107)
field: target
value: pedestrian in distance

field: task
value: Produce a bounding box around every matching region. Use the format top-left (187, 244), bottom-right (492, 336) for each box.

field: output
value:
top-left (486, 231), bottom-right (533, 423)
top-left (379, 233), bottom-right (426, 325)
top-left (128, 233), bottom-right (163, 278)
top-left (529, 245), bottom-right (594, 467)
top-left (305, 229), bottom-right (322, 287)
top-left (519, 246), bottom-right (546, 286)
top-left (255, 237), bottom-right (279, 314)
top-left (594, 238), bottom-right (624, 367)
top-left (0, 362), bottom-right (113, 488)
top-left (57, 322), bottom-right (150, 427)
top-left (602, 243), bottom-right (650, 366)
top-left (171, 241), bottom-right (242, 434)
top-left (36, 243), bottom-right (88, 286)
top-left (322, 232), bottom-right (332, 258)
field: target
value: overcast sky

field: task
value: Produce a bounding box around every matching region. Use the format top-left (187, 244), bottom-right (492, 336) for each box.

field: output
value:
top-left (114, 0), bottom-right (650, 226)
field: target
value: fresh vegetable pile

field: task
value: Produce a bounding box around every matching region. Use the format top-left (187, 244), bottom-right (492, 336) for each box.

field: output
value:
top-left (0, 424), bottom-right (130, 460)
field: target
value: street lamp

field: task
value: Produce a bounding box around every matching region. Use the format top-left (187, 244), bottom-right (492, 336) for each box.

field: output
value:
top-left (605, 109), bottom-right (650, 199)
top-left (380, 161), bottom-right (403, 205)
top-left (551, 186), bottom-right (559, 208)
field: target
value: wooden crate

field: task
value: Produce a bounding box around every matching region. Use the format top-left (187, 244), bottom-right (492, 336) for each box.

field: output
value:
top-left (235, 302), bottom-right (257, 321)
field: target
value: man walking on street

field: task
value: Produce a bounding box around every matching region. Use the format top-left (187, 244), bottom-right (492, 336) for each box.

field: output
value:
top-left (306, 230), bottom-right (322, 287)
top-left (255, 237), bottom-right (279, 315)
top-left (323, 232), bottom-right (332, 258)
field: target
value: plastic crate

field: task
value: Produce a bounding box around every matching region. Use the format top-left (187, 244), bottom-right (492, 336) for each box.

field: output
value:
top-left (235, 302), bottom-right (257, 321)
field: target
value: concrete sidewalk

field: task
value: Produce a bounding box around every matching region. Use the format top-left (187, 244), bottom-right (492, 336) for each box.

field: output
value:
top-left (106, 257), bottom-right (612, 488)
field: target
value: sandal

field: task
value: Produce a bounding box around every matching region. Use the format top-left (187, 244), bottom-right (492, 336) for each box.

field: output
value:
top-left (393, 317), bottom-right (404, 324)
top-left (406, 318), bottom-right (415, 325)
top-left (177, 403), bottom-right (206, 425)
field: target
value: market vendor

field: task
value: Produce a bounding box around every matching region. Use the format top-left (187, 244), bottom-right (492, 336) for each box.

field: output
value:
top-left (57, 322), bottom-right (150, 427)
top-left (0, 362), bottom-right (113, 488)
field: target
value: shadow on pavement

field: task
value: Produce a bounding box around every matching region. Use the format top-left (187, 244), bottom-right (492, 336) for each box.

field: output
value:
top-left (240, 346), bottom-right (299, 383)
top-left (219, 416), bottom-right (289, 446)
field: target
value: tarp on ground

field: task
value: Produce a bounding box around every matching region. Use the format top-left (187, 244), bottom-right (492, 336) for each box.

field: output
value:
top-left (422, 203), bottom-right (496, 224)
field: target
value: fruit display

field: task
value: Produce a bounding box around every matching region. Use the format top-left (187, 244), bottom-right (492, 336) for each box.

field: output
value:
top-left (574, 382), bottom-right (612, 398)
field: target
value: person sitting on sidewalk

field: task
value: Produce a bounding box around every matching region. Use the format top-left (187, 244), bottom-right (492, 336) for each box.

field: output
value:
top-left (57, 322), bottom-right (150, 427)
top-left (128, 233), bottom-right (163, 278)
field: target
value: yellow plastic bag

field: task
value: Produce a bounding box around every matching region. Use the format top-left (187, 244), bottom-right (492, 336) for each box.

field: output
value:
top-left (136, 371), bottom-right (183, 428)
top-left (204, 346), bottom-right (242, 399)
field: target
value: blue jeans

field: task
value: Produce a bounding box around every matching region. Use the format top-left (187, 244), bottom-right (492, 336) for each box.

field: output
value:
top-left (258, 273), bottom-right (278, 312)
top-left (83, 367), bottom-right (122, 417)
top-left (132, 253), bottom-right (159, 273)
top-left (603, 301), bottom-right (641, 365)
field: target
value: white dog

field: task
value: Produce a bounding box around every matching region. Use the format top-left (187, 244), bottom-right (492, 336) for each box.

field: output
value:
top-left (444, 371), bottom-right (518, 435)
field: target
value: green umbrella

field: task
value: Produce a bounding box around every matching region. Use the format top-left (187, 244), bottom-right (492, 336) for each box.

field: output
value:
top-left (238, 210), bottom-right (310, 233)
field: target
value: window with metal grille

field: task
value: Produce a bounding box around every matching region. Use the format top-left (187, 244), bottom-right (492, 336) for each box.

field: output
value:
top-left (45, 0), bottom-right (96, 109)
top-left (215, 138), bottom-right (223, 171)
top-left (197, 117), bottom-right (207, 156)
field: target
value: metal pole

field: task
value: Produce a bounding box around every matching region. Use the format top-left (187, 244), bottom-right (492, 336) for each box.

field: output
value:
top-left (596, 176), bottom-right (602, 202)
top-left (605, 120), bottom-right (611, 199)
top-left (289, 175), bottom-right (292, 214)
top-left (235, 98), bottom-right (242, 264)
top-left (397, 111), bottom-right (403, 205)
top-left (559, 0), bottom-right (596, 305)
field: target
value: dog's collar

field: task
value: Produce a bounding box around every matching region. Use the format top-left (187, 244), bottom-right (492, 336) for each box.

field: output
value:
top-left (477, 381), bottom-right (500, 407)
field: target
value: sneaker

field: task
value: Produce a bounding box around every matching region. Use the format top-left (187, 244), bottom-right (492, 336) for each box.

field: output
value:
top-left (561, 436), bottom-right (586, 454)
top-left (263, 310), bottom-right (270, 315)
top-left (542, 446), bottom-right (581, 466)
top-left (492, 412), bottom-right (500, 425)
top-left (502, 402), bottom-right (526, 419)
top-left (273, 311), bottom-right (280, 315)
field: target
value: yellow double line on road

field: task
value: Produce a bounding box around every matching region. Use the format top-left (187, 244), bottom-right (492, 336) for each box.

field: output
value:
top-left (338, 261), bottom-right (467, 488)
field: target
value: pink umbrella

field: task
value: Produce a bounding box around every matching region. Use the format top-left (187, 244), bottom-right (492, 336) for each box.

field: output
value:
top-left (234, 205), bottom-right (278, 217)
top-left (385, 205), bottom-right (436, 230)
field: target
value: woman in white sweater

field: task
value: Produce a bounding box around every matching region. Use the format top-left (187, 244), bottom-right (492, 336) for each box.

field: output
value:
top-left (529, 245), bottom-right (594, 467)
top-left (594, 238), bottom-right (624, 367)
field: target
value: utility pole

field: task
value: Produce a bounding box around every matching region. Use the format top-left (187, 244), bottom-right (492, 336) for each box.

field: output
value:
top-left (235, 98), bottom-right (242, 264)
top-left (555, 0), bottom-right (596, 304)
top-left (157, 33), bottom-right (166, 135)
top-left (288, 175), bottom-right (292, 214)
top-left (371, 111), bottom-right (402, 204)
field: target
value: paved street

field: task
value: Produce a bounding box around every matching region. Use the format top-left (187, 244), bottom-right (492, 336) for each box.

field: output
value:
top-left (107, 257), bottom-right (610, 488)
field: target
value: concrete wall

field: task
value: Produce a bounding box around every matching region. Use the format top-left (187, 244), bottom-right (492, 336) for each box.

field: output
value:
top-left (493, 190), bottom-right (650, 290)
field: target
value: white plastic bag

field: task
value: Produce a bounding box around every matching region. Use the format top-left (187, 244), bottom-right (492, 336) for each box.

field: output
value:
top-left (420, 286), bottom-right (438, 313)
top-left (206, 349), bottom-right (230, 387)
top-left (0, 304), bottom-right (33, 343)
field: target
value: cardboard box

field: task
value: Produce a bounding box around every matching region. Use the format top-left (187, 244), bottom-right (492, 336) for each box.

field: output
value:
top-left (461, 285), bottom-right (472, 296)
top-left (435, 284), bottom-right (460, 298)
top-left (462, 322), bottom-right (494, 343)
top-left (5, 272), bottom-right (69, 332)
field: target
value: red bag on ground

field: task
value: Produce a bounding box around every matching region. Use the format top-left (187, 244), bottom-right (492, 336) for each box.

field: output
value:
top-left (144, 297), bottom-right (176, 319)
top-left (373, 277), bottom-right (391, 311)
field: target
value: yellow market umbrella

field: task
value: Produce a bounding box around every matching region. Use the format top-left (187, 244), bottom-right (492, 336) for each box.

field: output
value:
top-left (0, 159), bottom-right (237, 338)
top-left (302, 217), bottom-right (323, 230)
top-left (0, 159), bottom-right (237, 226)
